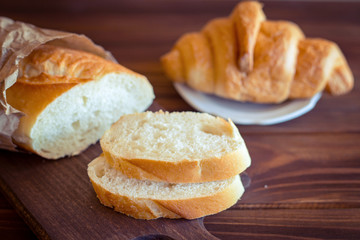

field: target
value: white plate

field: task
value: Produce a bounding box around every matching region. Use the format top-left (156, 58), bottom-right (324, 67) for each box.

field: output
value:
top-left (174, 83), bottom-right (322, 125)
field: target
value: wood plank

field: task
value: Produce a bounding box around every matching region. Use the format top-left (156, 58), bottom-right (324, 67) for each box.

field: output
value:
top-left (0, 209), bottom-right (36, 240)
top-left (1, 0), bottom-right (360, 20)
top-left (0, 138), bottom-right (217, 239)
top-left (0, 193), bottom-right (36, 240)
top-left (0, 0), bottom-right (359, 239)
top-left (204, 208), bottom-right (360, 240)
top-left (241, 133), bottom-right (360, 205)
top-left (1, 131), bottom-right (359, 239)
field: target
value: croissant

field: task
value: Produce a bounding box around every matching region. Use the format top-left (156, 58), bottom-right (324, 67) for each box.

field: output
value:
top-left (161, 1), bottom-right (354, 103)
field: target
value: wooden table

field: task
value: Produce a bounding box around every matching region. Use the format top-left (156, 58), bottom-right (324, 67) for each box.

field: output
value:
top-left (1, 0), bottom-right (359, 239)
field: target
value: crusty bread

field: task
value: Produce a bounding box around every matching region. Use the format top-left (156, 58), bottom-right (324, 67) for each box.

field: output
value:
top-left (90, 111), bottom-right (250, 219)
top-left (291, 38), bottom-right (354, 98)
top-left (100, 111), bottom-right (251, 183)
top-left (6, 45), bottom-right (154, 159)
top-left (161, 1), bottom-right (353, 103)
top-left (88, 155), bottom-right (244, 220)
top-left (231, 0), bottom-right (266, 73)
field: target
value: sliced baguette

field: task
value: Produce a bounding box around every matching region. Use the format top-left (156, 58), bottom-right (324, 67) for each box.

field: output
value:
top-left (88, 155), bottom-right (244, 220)
top-left (100, 111), bottom-right (251, 183)
top-left (6, 45), bottom-right (154, 159)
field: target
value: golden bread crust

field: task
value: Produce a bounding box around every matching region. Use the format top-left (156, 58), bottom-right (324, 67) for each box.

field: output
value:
top-left (6, 45), bottom-right (151, 156)
top-left (7, 45), bottom-right (135, 143)
top-left (103, 146), bottom-right (250, 183)
top-left (246, 21), bottom-right (304, 103)
top-left (88, 156), bottom-right (244, 220)
top-left (231, 1), bottom-right (265, 72)
top-left (90, 178), bottom-right (181, 219)
top-left (161, 49), bottom-right (184, 83)
top-left (161, 1), bottom-right (354, 103)
top-left (100, 111), bottom-right (251, 183)
top-left (326, 44), bottom-right (354, 95)
top-left (157, 175), bottom-right (243, 219)
top-left (7, 45), bottom-right (141, 122)
top-left (6, 82), bottom-right (77, 152)
top-left (175, 33), bottom-right (214, 93)
top-left (290, 39), bottom-right (337, 98)
top-left (17, 45), bottom-right (135, 84)
top-left (202, 17), bottom-right (244, 100)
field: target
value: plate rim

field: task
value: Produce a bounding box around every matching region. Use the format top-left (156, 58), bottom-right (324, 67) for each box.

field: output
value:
top-left (174, 83), bottom-right (322, 125)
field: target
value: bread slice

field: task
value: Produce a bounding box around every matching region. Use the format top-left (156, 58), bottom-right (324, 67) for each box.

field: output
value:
top-left (88, 155), bottom-right (244, 220)
top-left (6, 45), bottom-right (154, 159)
top-left (100, 111), bottom-right (251, 183)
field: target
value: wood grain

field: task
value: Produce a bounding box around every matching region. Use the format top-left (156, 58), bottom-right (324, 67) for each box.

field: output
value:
top-left (0, 118), bottom-right (217, 240)
top-left (205, 208), bottom-right (360, 240)
top-left (0, 0), bottom-right (360, 239)
top-left (241, 133), bottom-right (360, 205)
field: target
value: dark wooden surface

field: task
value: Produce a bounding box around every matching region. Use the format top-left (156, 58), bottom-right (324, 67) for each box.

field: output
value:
top-left (0, 0), bottom-right (360, 239)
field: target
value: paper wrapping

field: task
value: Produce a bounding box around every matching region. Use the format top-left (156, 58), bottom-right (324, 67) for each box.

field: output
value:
top-left (0, 17), bottom-right (116, 151)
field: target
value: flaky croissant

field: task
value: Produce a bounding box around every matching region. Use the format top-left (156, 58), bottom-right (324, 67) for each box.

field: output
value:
top-left (161, 1), bottom-right (353, 103)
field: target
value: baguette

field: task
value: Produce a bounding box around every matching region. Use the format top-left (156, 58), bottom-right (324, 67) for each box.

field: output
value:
top-left (100, 111), bottom-right (251, 183)
top-left (88, 155), bottom-right (244, 220)
top-left (6, 45), bottom-right (154, 159)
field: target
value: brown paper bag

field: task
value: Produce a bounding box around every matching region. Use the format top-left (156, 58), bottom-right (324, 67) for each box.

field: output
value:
top-left (0, 17), bottom-right (116, 151)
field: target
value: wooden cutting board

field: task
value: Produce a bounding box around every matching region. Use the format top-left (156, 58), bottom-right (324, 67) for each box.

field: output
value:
top-left (0, 103), bottom-right (217, 240)
top-left (1, 100), bottom-right (360, 239)
top-left (2, 1), bottom-right (360, 239)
